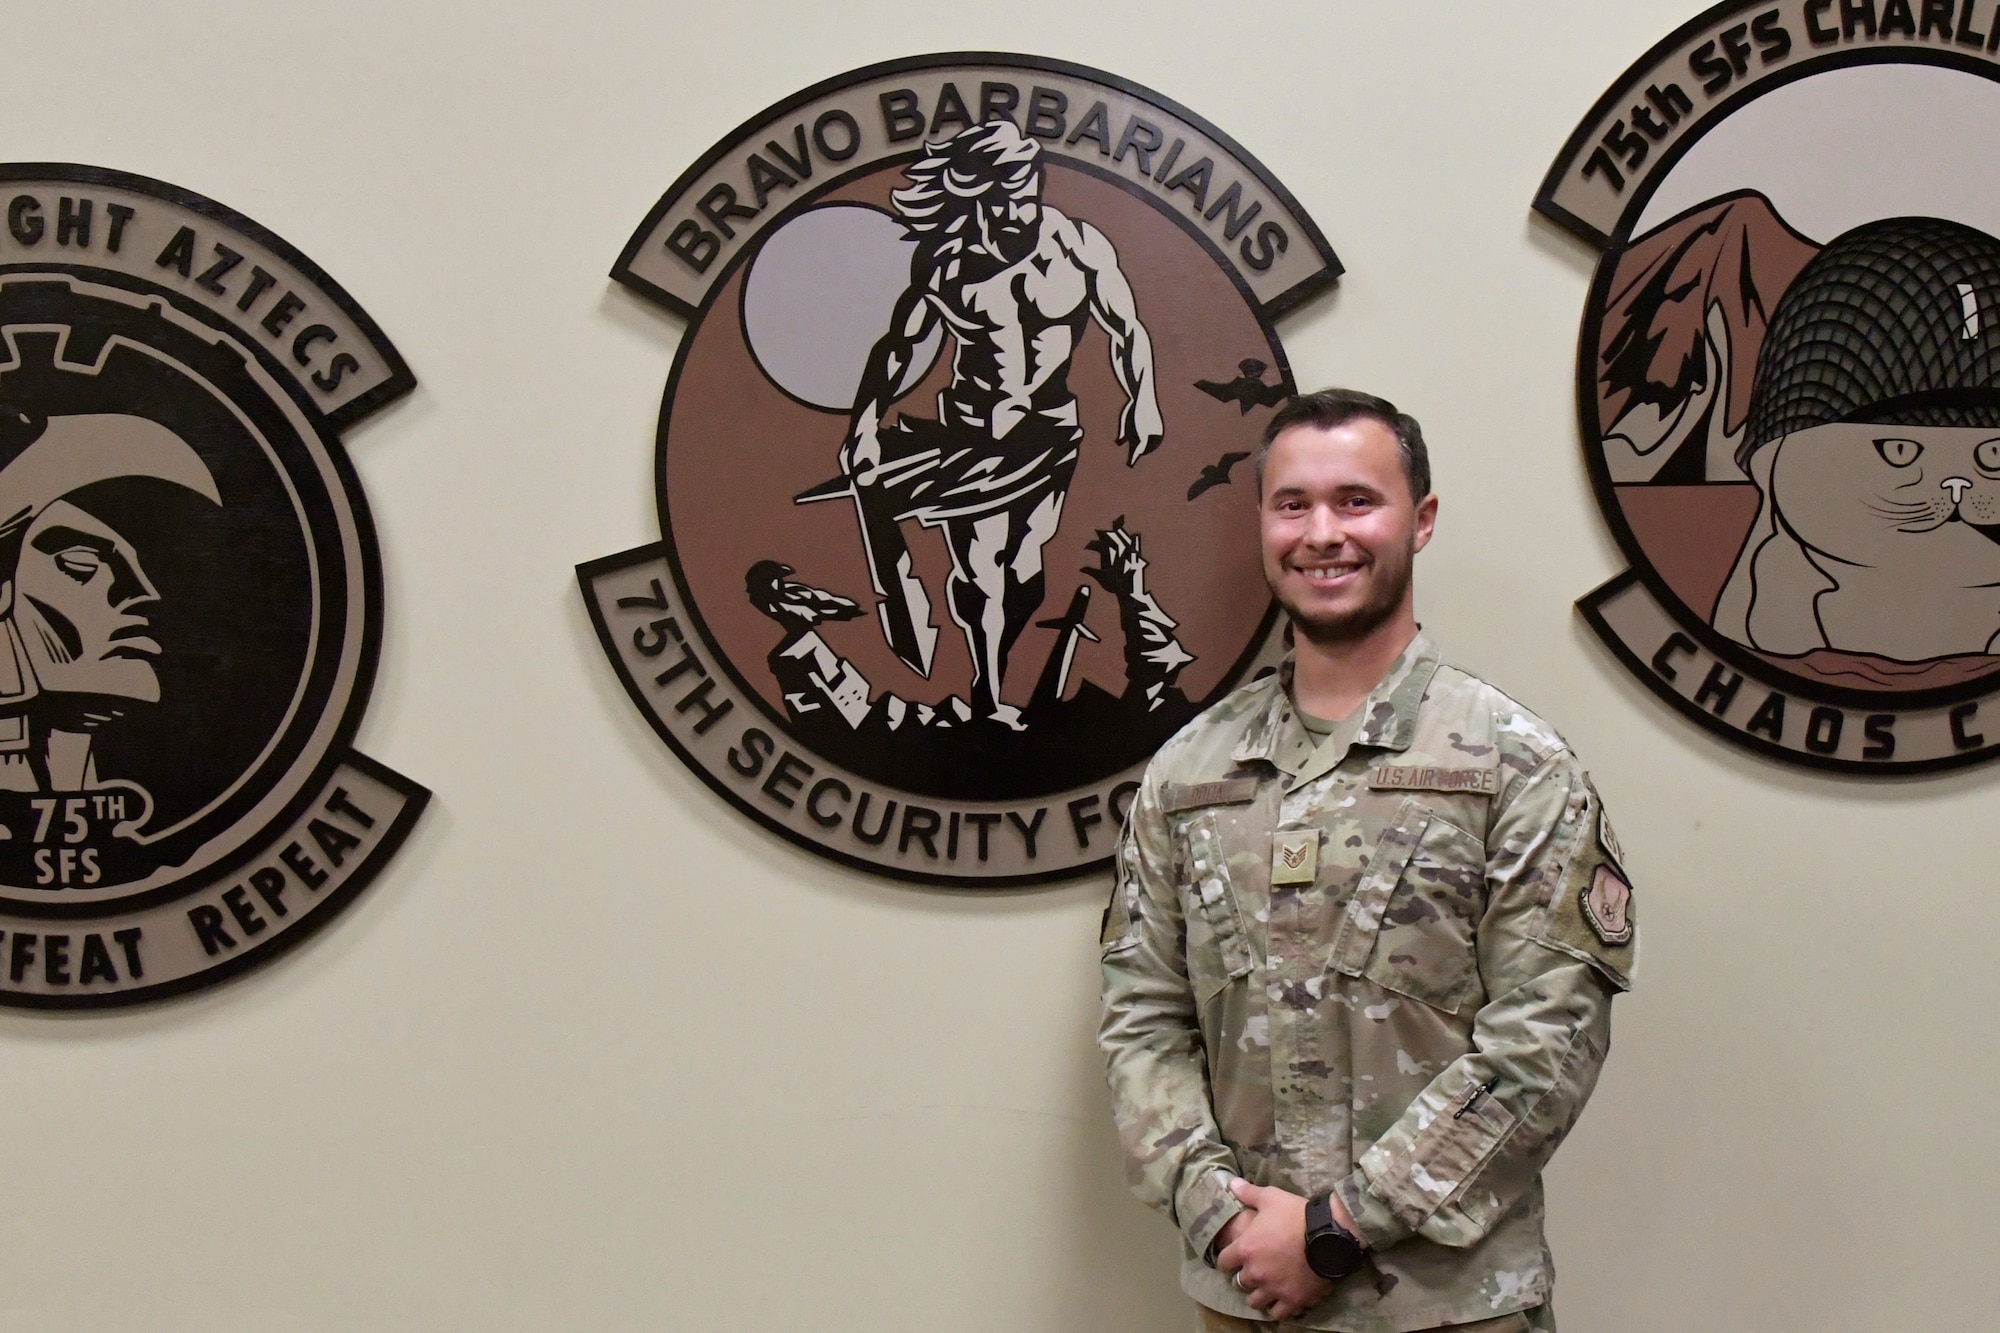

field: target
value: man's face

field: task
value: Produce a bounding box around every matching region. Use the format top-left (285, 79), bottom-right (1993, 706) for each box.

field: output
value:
top-left (13, 500), bottom-right (164, 703)
top-left (1260, 418), bottom-right (1436, 645)
top-left (975, 181), bottom-right (1042, 265)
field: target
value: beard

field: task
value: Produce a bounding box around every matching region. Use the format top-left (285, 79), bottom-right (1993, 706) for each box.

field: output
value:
top-left (1271, 541), bottom-right (1414, 647)
top-left (989, 222), bottom-right (1035, 265)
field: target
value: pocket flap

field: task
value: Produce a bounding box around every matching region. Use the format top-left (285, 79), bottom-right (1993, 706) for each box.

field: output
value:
top-left (1329, 797), bottom-right (1428, 977)
top-left (1181, 812), bottom-right (1255, 998)
top-left (1363, 1079), bottom-right (1518, 1224)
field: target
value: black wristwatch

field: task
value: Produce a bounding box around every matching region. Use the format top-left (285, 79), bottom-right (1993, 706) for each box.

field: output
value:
top-left (1303, 1191), bottom-right (1368, 1281)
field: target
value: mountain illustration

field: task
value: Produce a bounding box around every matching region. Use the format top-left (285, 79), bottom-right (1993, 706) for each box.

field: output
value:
top-left (1596, 190), bottom-right (1820, 484)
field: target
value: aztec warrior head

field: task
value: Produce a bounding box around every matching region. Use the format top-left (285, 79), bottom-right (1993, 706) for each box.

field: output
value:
top-left (1714, 216), bottom-right (2000, 665)
top-left (0, 407), bottom-right (219, 790)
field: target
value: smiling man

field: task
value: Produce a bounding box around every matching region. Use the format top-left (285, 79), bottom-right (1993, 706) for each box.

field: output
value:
top-left (1099, 389), bottom-right (1636, 1332)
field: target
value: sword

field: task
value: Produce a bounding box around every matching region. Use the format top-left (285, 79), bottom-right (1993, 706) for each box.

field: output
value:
top-left (1028, 584), bottom-right (1100, 713)
top-left (796, 462), bottom-right (939, 678)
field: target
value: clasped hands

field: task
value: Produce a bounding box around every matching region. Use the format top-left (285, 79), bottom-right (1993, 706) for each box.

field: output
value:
top-left (1213, 1177), bottom-right (1345, 1322)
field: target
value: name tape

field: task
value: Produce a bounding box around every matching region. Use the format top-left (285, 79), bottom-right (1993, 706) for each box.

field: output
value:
top-left (1162, 778), bottom-right (1261, 814)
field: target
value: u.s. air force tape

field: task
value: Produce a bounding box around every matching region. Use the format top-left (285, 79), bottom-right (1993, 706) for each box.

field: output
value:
top-left (1368, 766), bottom-right (1497, 795)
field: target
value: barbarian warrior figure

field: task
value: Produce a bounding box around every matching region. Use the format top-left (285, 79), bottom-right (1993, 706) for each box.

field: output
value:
top-left (0, 407), bottom-right (220, 791)
top-left (1714, 217), bottom-right (2000, 663)
top-left (803, 118), bottom-right (1164, 728)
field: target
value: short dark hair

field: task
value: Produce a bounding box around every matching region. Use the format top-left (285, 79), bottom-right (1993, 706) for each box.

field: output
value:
top-left (1257, 387), bottom-right (1431, 501)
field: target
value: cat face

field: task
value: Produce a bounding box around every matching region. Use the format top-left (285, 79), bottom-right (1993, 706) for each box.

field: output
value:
top-left (1768, 421), bottom-right (2000, 582)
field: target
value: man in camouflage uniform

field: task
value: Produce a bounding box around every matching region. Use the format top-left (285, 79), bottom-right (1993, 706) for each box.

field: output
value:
top-left (1099, 389), bottom-right (1635, 1332)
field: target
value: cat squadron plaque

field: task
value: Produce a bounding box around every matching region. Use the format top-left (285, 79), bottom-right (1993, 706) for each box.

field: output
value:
top-left (581, 54), bottom-right (1339, 884)
top-left (1538, 1), bottom-right (2000, 773)
top-left (0, 164), bottom-right (426, 1005)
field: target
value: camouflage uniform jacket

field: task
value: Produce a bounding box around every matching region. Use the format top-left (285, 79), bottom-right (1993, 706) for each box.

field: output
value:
top-left (1098, 634), bottom-right (1635, 1331)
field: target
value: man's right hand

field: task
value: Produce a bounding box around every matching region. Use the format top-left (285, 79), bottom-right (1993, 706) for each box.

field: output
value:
top-left (839, 430), bottom-right (881, 483)
top-left (1215, 1179), bottom-right (1337, 1322)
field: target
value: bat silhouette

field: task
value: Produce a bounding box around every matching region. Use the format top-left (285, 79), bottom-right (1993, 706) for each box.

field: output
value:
top-left (1195, 358), bottom-right (1288, 413)
top-left (745, 560), bottom-right (863, 633)
top-left (1187, 451), bottom-right (1252, 501)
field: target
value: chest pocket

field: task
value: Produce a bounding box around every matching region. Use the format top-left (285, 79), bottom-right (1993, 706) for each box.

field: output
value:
top-left (1173, 810), bottom-right (1257, 1004)
top-left (1328, 798), bottom-right (1487, 1015)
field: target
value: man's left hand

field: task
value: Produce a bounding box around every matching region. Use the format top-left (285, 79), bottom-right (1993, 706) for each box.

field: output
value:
top-left (1118, 401), bottom-right (1164, 465)
top-left (1214, 1179), bottom-right (1336, 1322)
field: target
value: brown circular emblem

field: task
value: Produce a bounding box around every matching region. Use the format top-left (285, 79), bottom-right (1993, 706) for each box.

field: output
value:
top-left (582, 54), bottom-right (1342, 884)
top-left (0, 164), bottom-right (426, 1005)
top-left (1540, 3), bottom-right (2000, 774)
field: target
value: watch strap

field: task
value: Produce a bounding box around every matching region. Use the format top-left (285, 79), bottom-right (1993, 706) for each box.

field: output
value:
top-left (1302, 1190), bottom-right (1367, 1281)
top-left (1305, 1190), bottom-right (1334, 1235)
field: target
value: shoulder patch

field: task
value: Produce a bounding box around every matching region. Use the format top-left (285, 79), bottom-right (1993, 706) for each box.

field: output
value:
top-left (1369, 765), bottom-right (1497, 796)
top-left (1162, 778), bottom-right (1260, 814)
top-left (1580, 863), bottom-right (1634, 945)
top-left (1534, 778), bottom-right (1636, 990)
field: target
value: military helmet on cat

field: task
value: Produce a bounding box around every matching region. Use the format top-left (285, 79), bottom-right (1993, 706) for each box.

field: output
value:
top-left (1742, 216), bottom-right (2000, 469)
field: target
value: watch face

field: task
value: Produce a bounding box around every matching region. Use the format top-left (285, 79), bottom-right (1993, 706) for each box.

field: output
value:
top-left (1306, 1228), bottom-right (1364, 1281)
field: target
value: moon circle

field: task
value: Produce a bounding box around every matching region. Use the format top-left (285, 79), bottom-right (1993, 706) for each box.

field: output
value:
top-left (741, 204), bottom-right (944, 412)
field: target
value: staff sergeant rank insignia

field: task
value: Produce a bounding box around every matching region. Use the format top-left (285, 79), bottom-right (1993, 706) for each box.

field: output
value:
top-left (0, 164), bottom-right (427, 1007)
top-left (581, 53), bottom-right (1341, 884)
top-left (1269, 831), bottom-right (1318, 887)
top-left (1538, 0), bottom-right (2000, 774)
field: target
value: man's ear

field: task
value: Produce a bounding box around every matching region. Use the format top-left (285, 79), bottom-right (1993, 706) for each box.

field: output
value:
top-left (1412, 493), bottom-right (1439, 554)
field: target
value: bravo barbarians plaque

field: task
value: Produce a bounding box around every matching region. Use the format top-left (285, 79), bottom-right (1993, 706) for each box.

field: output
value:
top-left (1539, 1), bottom-right (2000, 773)
top-left (582, 54), bottom-right (1339, 884)
top-left (0, 164), bottom-right (426, 1005)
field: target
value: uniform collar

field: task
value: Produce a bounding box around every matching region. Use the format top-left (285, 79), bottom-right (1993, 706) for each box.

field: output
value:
top-left (1231, 631), bottom-right (1443, 774)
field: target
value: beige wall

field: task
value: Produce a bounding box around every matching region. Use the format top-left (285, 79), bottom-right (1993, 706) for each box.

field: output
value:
top-left (1, 1), bottom-right (1992, 1328)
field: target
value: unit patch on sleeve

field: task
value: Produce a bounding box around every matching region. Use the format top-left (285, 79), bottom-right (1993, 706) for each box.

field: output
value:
top-left (1580, 864), bottom-right (1634, 947)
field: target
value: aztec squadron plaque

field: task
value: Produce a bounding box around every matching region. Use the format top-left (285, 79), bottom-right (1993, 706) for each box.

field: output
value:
top-left (0, 165), bottom-right (426, 1005)
top-left (1539, 1), bottom-right (2000, 773)
top-left (582, 54), bottom-right (1339, 884)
